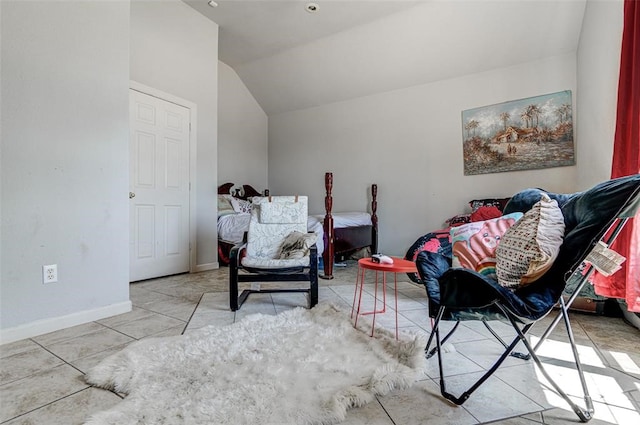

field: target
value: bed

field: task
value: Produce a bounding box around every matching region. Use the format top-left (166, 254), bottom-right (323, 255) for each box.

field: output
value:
top-left (318, 172), bottom-right (378, 279)
top-left (216, 174), bottom-right (378, 280)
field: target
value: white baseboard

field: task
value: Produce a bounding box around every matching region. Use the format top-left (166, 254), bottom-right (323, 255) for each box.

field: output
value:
top-left (0, 301), bottom-right (132, 345)
top-left (194, 262), bottom-right (219, 272)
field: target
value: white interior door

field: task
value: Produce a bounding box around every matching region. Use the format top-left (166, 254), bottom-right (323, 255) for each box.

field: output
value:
top-left (129, 89), bottom-right (191, 282)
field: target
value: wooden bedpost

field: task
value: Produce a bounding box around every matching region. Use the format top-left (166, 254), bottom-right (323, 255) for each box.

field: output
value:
top-left (322, 172), bottom-right (335, 279)
top-left (371, 184), bottom-right (378, 254)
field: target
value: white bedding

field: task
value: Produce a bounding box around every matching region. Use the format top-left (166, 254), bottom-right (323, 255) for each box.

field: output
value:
top-left (218, 213), bottom-right (251, 246)
top-left (310, 211), bottom-right (372, 228)
top-left (218, 213), bottom-right (325, 256)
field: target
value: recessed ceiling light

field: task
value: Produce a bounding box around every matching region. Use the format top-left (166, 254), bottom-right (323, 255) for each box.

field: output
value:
top-left (208, 1), bottom-right (218, 7)
top-left (305, 3), bottom-right (319, 13)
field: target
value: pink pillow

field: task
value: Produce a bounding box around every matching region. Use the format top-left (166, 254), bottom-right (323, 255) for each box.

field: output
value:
top-left (451, 213), bottom-right (523, 280)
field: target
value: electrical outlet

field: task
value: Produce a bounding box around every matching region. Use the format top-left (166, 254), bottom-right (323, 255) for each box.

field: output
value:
top-left (43, 264), bottom-right (58, 284)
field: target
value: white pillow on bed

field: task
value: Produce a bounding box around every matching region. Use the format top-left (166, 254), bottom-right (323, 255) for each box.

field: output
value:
top-left (230, 197), bottom-right (252, 214)
top-left (217, 195), bottom-right (235, 217)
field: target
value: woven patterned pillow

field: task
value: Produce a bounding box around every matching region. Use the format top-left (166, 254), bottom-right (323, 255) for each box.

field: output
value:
top-left (496, 194), bottom-right (565, 289)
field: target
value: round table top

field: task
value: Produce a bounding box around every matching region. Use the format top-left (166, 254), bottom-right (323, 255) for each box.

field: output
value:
top-left (358, 257), bottom-right (417, 273)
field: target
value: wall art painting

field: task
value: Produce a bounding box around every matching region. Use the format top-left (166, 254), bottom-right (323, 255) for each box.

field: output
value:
top-left (461, 90), bottom-right (575, 175)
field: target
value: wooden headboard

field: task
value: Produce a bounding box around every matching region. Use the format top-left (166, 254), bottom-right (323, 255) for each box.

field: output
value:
top-left (218, 182), bottom-right (267, 199)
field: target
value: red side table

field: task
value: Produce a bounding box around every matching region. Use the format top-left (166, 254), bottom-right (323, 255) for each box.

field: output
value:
top-left (351, 257), bottom-right (418, 339)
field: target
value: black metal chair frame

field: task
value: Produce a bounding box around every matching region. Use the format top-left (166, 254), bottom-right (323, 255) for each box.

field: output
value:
top-left (424, 180), bottom-right (640, 423)
top-left (229, 240), bottom-right (318, 311)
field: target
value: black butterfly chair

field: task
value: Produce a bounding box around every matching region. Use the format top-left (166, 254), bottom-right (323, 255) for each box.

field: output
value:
top-left (229, 195), bottom-right (318, 311)
top-left (416, 174), bottom-right (640, 422)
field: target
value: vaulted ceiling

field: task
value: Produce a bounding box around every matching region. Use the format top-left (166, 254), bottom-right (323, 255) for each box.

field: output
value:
top-left (185, 0), bottom-right (587, 116)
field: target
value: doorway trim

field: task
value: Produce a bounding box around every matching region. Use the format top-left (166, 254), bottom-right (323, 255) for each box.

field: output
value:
top-left (129, 80), bottom-right (198, 275)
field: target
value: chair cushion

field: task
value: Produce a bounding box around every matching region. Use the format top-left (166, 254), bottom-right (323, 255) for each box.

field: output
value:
top-left (437, 267), bottom-right (558, 323)
top-left (259, 200), bottom-right (306, 224)
top-left (450, 213), bottom-right (522, 280)
top-left (496, 194), bottom-right (565, 289)
top-left (241, 256), bottom-right (310, 268)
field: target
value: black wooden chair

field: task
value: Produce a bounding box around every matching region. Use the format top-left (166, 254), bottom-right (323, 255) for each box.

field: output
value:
top-left (229, 195), bottom-right (318, 311)
top-left (416, 174), bottom-right (640, 422)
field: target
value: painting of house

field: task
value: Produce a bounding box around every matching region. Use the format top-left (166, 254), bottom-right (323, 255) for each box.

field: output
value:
top-left (462, 91), bottom-right (575, 175)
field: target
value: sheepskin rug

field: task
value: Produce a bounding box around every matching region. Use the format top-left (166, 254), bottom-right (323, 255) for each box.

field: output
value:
top-left (85, 303), bottom-right (426, 425)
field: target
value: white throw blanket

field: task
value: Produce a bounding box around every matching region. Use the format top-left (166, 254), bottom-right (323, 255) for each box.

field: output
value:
top-left (85, 304), bottom-right (426, 425)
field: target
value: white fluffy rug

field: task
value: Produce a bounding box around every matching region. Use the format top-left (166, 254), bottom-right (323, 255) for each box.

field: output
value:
top-left (85, 303), bottom-right (426, 425)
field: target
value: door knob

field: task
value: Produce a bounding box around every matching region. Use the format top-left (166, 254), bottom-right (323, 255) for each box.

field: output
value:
top-left (129, 192), bottom-right (136, 199)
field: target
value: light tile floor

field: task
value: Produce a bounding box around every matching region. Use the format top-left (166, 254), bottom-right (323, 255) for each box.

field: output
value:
top-left (1, 262), bottom-right (639, 424)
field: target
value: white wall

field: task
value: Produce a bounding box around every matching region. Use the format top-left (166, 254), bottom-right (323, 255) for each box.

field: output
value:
top-left (218, 61), bottom-right (268, 191)
top-left (1, 1), bottom-right (131, 341)
top-left (269, 54), bottom-right (578, 256)
top-left (576, 0), bottom-right (623, 189)
top-left (130, 0), bottom-right (219, 269)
